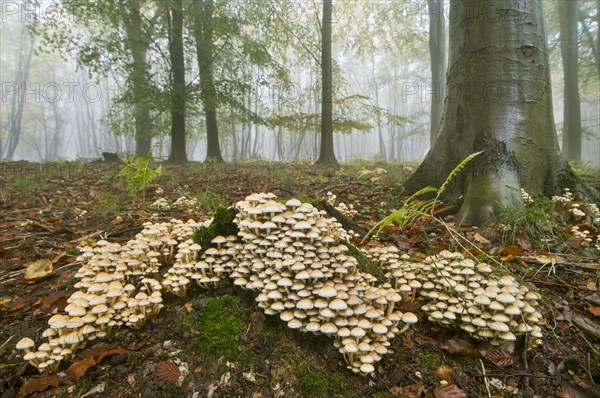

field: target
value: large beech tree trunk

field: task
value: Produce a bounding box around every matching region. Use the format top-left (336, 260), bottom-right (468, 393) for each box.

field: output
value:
top-left (427, 0), bottom-right (446, 146)
top-left (192, 0), bottom-right (224, 163)
top-left (405, 0), bottom-right (565, 225)
top-left (316, 0), bottom-right (338, 165)
top-left (558, 0), bottom-right (581, 161)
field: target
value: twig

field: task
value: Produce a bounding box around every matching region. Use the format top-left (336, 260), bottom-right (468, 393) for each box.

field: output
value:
top-left (585, 353), bottom-right (596, 385)
top-left (0, 335), bottom-right (13, 351)
top-left (480, 359), bottom-right (492, 398)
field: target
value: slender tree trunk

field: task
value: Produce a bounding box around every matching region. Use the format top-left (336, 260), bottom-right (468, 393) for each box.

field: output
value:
top-left (4, 25), bottom-right (34, 159)
top-left (192, 0), bottom-right (224, 163)
top-left (167, 0), bottom-right (188, 164)
top-left (559, 0), bottom-right (582, 161)
top-left (316, 0), bottom-right (338, 165)
top-left (427, 0), bottom-right (446, 146)
top-left (406, 0), bottom-right (566, 225)
top-left (124, 0), bottom-right (153, 157)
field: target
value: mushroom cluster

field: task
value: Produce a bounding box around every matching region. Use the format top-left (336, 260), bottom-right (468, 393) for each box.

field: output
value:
top-left (17, 219), bottom-right (204, 374)
top-left (225, 193), bottom-right (417, 374)
top-left (368, 248), bottom-right (544, 347)
top-left (325, 191), bottom-right (359, 218)
top-left (173, 196), bottom-right (199, 213)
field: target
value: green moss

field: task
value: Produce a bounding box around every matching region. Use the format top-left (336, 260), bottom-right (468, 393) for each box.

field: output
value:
top-left (341, 241), bottom-right (385, 282)
top-left (192, 206), bottom-right (239, 256)
top-left (417, 352), bottom-right (441, 372)
top-left (295, 361), bottom-right (349, 398)
top-left (183, 295), bottom-right (255, 366)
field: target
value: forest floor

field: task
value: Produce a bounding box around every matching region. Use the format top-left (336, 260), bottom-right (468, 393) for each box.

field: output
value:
top-left (0, 160), bottom-right (599, 398)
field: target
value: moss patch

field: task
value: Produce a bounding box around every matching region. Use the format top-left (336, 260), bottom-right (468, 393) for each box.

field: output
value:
top-left (191, 206), bottom-right (239, 256)
top-left (183, 295), bottom-right (255, 366)
top-left (296, 361), bottom-right (347, 398)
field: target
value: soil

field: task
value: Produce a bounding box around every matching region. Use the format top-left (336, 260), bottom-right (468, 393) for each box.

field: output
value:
top-left (0, 161), bottom-right (599, 398)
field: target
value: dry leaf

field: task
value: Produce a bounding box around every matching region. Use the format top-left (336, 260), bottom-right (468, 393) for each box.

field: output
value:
top-left (588, 307), bottom-right (600, 317)
top-left (391, 384), bottom-right (424, 397)
top-left (23, 259), bottom-right (53, 283)
top-left (473, 233), bottom-right (491, 244)
top-left (500, 245), bottom-right (522, 256)
top-left (66, 357), bottom-right (97, 382)
top-left (435, 364), bottom-right (454, 383)
top-left (17, 375), bottom-right (61, 398)
top-left (433, 383), bottom-right (468, 398)
top-left (155, 361), bottom-right (181, 382)
top-left (440, 338), bottom-right (482, 358)
top-left (484, 349), bottom-right (514, 368)
top-left (77, 342), bottom-right (120, 359)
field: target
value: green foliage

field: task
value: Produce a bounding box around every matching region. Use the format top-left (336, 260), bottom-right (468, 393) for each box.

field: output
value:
top-left (367, 152), bottom-right (483, 239)
top-left (498, 195), bottom-right (566, 249)
top-left (192, 206), bottom-right (239, 256)
top-left (183, 295), bottom-right (254, 365)
top-left (117, 154), bottom-right (162, 201)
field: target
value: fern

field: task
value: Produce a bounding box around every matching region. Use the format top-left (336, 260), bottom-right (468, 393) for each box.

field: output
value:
top-left (366, 152), bottom-right (483, 241)
top-left (436, 151), bottom-right (483, 200)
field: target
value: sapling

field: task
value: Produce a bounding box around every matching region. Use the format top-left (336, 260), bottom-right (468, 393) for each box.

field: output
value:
top-left (117, 153), bottom-right (162, 203)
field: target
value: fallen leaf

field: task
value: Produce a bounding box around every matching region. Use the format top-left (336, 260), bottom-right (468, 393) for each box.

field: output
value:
top-left (484, 349), bottom-right (514, 368)
top-left (390, 384), bottom-right (424, 397)
top-left (435, 364), bottom-right (454, 383)
top-left (111, 216), bottom-right (123, 225)
top-left (23, 259), bottom-right (53, 284)
top-left (500, 245), bottom-right (522, 256)
top-left (77, 343), bottom-right (120, 359)
top-left (65, 357), bottom-right (96, 382)
top-left (440, 338), bottom-right (482, 358)
top-left (433, 383), bottom-right (468, 398)
top-left (588, 307), bottom-right (600, 317)
top-left (155, 361), bottom-right (181, 382)
top-left (473, 233), bottom-right (490, 244)
top-left (95, 347), bottom-right (128, 362)
top-left (17, 375), bottom-right (61, 398)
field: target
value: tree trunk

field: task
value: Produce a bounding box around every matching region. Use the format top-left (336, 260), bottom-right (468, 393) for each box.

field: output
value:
top-left (192, 0), bottom-right (224, 163)
top-left (427, 0), bottom-right (446, 146)
top-left (405, 0), bottom-right (566, 225)
top-left (124, 0), bottom-right (153, 157)
top-left (167, 0), bottom-right (188, 164)
top-left (559, 0), bottom-right (582, 162)
top-left (3, 25), bottom-right (34, 160)
top-left (315, 0), bottom-right (338, 165)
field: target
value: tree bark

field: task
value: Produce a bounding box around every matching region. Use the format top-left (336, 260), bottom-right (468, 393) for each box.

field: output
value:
top-left (123, 0), bottom-right (153, 157)
top-left (405, 0), bottom-right (566, 225)
top-left (167, 0), bottom-right (188, 164)
top-left (315, 0), bottom-right (338, 165)
top-left (559, 0), bottom-right (582, 162)
top-left (192, 0), bottom-right (225, 163)
top-left (427, 0), bottom-right (446, 146)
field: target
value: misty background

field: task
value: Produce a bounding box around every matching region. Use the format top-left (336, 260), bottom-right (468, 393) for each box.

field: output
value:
top-left (1, 0), bottom-right (599, 164)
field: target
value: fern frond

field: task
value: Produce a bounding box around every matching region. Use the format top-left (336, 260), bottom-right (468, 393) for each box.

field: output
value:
top-left (436, 151), bottom-right (484, 199)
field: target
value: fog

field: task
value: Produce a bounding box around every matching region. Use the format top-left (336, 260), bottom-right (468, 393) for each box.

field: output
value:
top-left (1, 0), bottom-right (599, 164)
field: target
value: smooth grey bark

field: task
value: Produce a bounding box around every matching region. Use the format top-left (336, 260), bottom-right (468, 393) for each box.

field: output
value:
top-left (405, 0), bottom-right (565, 225)
top-left (192, 0), bottom-right (224, 163)
top-left (167, 0), bottom-right (188, 164)
top-left (559, 0), bottom-right (582, 161)
top-left (123, 0), bottom-right (153, 157)
top-left (316, 0), bottom-right (338, 165)
top-left (427, 0), bottom-right (446, 146)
